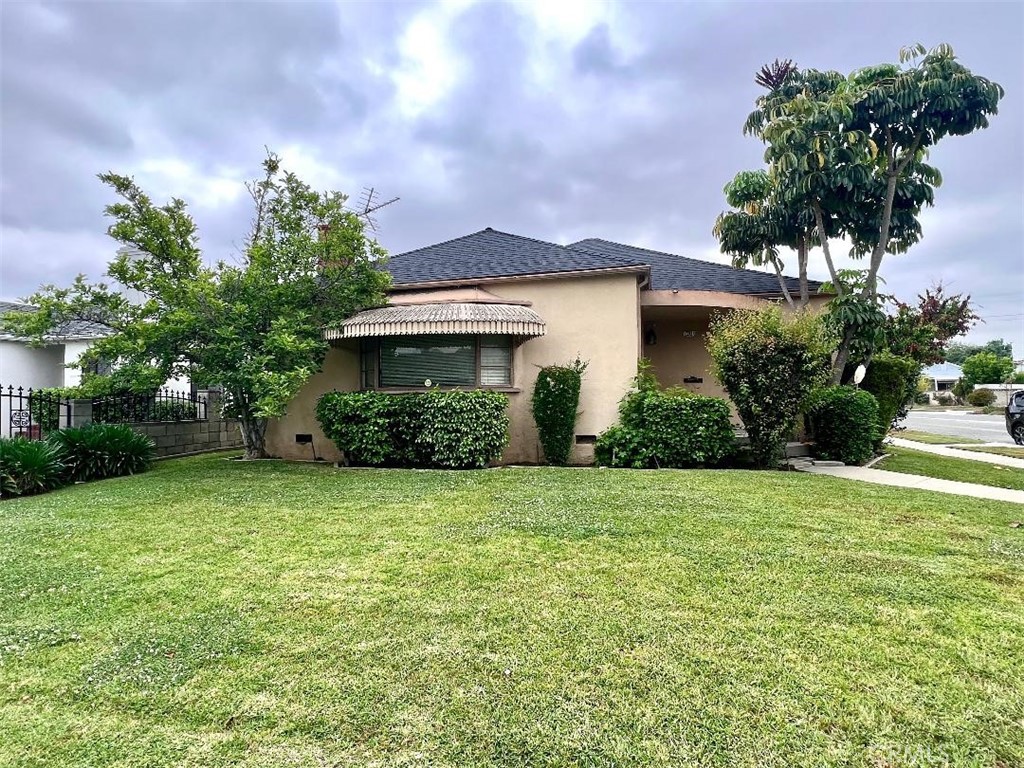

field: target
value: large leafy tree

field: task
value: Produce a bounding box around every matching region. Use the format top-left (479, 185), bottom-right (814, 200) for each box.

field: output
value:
top-left (946, 338), bottom-right (1014, 365)
top-left (962, 352), bottom-right (1015, 386)
top-left (740, 44), bottom-right (1003, 380)
top-left (2, 155), bottom-right (391, 459)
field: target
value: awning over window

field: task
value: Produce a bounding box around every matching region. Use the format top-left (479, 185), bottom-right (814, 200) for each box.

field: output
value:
top-left (325, 302), bottom-right (546, 340)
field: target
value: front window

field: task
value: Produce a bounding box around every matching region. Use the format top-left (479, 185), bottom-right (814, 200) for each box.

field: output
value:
top-left (360, 334), bottom-right (512, 389)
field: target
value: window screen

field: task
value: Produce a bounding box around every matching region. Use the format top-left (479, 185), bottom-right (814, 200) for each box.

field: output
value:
top-left (368, 334), bottom-right (513, 388)
top-left (380, 335), bottom-right (477, 387)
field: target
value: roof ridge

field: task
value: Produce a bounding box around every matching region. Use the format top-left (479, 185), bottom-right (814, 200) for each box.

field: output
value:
top-left (570, 238), bottom-right (820, 286)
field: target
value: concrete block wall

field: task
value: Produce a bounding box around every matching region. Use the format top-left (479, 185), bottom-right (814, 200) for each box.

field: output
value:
top-left (71, 390), bottom-right (244, 458)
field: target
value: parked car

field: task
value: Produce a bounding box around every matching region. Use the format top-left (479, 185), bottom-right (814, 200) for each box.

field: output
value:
top-left (1007, 390), bottom-right (1024, 445)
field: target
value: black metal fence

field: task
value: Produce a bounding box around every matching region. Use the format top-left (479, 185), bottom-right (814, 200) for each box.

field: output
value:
top-left (1, 386), bottom-right (72, 440)
top-left (91, 388), bottom-right (207, 424)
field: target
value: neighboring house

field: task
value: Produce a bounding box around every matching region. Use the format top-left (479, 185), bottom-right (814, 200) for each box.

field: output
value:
top-left (922, 362), bottom-right (963, 392)
top-left (0, 301), bottom-right (112, 389)
top-left (266, 228), bottom-right (829, 464)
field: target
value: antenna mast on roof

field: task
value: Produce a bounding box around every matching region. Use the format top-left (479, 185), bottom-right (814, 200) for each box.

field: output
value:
top-left (349, 186), bottom-right (399, 235)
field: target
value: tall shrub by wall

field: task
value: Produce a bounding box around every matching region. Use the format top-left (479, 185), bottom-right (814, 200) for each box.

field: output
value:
top-left (805, 386), bottom-right (880, 464)
top-left (707, 307), bottom-right (834, 468)
top-left (531, 358), bottom-right (587, 466)
top-left (860, 352), bottom-right (919, 447)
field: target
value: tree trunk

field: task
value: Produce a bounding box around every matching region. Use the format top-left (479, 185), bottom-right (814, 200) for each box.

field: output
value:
top-left (797, 235), bottom-right (809, 308)
top-left (239, 413), bottom-right (270, 459)
top-left (831, 325), bottom-right (857, 385)
top-left (811, 201), bottom-right (842, 295)
top-left (773, 260), bottom-right (796, 309)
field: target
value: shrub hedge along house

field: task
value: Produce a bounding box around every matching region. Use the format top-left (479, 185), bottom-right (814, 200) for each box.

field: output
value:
top-left (266, 228), bottom-right (831, 465)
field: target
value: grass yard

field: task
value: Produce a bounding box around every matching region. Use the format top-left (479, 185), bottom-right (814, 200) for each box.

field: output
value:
top-left (894, 430), bottom-right (984, 445)
top-left (878, 446), bottom-right (1024, 492)
top-left (959, 445), bottom-right (1024, 460)
top-left (2, 454), bottom-right (1023, 767)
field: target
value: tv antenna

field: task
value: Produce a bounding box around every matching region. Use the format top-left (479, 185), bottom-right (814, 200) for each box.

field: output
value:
top-left (350, 186), bottom-right (399, 234)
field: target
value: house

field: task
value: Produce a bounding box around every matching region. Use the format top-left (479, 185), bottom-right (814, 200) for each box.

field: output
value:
top-left (0, 301), bottom-right (113, 389)
top-left (922, 362), bottom-right (963, 392)
top-left (265, 228), bottom-right (829, 464)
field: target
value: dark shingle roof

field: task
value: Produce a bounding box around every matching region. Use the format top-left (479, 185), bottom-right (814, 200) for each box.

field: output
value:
top-left (0, 301), bottom-right (111, 341)
top-left (388, 228), bottom-right (648, 286)
top-left (569, 238), bottom-right (823, 295)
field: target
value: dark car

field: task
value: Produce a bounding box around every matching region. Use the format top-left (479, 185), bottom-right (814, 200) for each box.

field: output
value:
top-left (1007, 390), bottom-right (1024, 445)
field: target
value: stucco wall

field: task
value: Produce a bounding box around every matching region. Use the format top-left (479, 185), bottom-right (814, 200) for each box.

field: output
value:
top-left (0, 340), bottom-right (65, 388)
top-left (264, 341), bottom-right (361, 462)
top-left (266, 272), bottom-right (641, 464)
top-left (62, 340), bottom-right (92, 387)
top-left (489, 273), bottom-right (640, 463)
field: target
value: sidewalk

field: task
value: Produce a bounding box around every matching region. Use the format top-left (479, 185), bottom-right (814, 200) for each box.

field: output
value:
top-left (797, 463), bottom-right (1024, 504)
top-left (889, 437), bottom-right (1024, 469)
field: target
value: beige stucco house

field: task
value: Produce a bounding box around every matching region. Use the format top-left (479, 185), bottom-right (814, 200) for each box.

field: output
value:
top-left (266, 229), bottom-right (828, 464)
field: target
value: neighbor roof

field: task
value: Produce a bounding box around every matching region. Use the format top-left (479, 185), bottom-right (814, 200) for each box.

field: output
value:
top-left (387, 228), bottom-right (648, 287)
top-left (569, 239), bottom-right (825, 295)
top-left (0, 301), bottom-right (111, 341)
top-left (923, 362), bottom-right (963, 380)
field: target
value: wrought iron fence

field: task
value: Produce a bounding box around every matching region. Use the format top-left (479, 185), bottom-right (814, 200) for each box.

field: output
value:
top-left (91, 388), bottom-right (207, 423)
top-left (1, 386), bottom-right (72, 440)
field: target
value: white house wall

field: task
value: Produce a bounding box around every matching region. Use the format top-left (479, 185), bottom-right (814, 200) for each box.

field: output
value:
top-left (0, 340), bottom-right (65, 389)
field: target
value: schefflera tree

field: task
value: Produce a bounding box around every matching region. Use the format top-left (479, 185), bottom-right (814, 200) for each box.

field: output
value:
top-left (727, 45), bottom-right (1003, 382)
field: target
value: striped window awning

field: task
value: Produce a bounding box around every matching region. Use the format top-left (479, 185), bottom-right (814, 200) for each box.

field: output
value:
top-left (325, 302), bottom-right (547, 340)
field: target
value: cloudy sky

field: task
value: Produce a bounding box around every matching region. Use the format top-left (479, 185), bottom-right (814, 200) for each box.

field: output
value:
top-left (2, 0), bottom-right (1022, 355)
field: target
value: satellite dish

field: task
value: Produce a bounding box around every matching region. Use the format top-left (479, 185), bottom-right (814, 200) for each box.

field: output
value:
top-left (853, 364), bottom-right (867, 385)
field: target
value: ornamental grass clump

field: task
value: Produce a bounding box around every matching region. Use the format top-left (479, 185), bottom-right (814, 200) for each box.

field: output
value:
top-left (707, 307), bottom-right (834, 468)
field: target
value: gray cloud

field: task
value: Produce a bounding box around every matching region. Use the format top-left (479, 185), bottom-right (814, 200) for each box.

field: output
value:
top-left (2, 0), bottom-right (1021, 353)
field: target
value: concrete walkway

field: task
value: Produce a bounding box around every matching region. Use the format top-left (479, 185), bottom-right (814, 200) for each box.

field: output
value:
top-left (797, 463), bottom-right (1024, 504)
top-left (889, 437), bottom-right (1024, 469)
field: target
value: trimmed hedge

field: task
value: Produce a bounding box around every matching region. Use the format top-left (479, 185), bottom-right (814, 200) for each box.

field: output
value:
top-left (595, 388), bottom-right (735, 468)
top-left (805, 386), bottom-right (880, 465)
top-left (316, 390), bottom-right (509, 469)
top-left (531, 359), bottom-right (587, 466)
top-left (861, 352), bottom-right (920, 448)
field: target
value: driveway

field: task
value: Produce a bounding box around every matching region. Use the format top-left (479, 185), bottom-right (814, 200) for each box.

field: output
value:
top-left (903, 409), bottom-right (1012, 444)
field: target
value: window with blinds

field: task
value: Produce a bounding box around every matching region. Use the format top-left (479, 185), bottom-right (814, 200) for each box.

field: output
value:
top-left (366, 335), bottom-right (512, 389)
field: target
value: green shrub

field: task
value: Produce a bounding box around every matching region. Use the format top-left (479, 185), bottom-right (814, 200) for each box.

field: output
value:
top-left (595, 369), bottom-right (735, 468)
top-left (966, 388), bottom-right (997, 407)
top-left (860, 353), bottom-right (920, 448)
top-left (48, 424), bottom-right (155, 483)
top-left (0, 438), bottom-right (66, 497)
top-left (913, 391), bottom-right (931, 405)
top-left (805, 386), bottom-right (880, 465)
top-left (531, 358), bottom-right (587, 466)
top-left (1013, 371), bottom-right (1024, 385)
top-left (707, 307), bottom-right (834, 468)
top-left (936, 392), bottom-right (955, 406)
top-left (316, 390), bottom-right (509, 469)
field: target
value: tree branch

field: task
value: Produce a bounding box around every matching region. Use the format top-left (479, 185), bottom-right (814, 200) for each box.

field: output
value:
top-left (771, 259), bottom-right (797, 309)
top-left (812, 200), bottom-right (842, 295)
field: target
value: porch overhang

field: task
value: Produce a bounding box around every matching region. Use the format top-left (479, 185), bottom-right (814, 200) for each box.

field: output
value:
top-left (325, 302), bottom-right (547, 340)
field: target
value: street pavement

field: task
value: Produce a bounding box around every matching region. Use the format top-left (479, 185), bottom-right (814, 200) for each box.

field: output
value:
top-left (903, 409), bottom-right (1013, 444)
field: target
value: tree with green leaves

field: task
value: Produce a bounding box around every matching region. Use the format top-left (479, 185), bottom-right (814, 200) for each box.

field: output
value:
top-left (740, 44), bottom-right (1003, 381)
top-left (1, 155), bottom-right (391, 459)
top-left (945, 339), bottom-right (1013, 365)
top-left (881, 284), bottom-right (977, 366)
top-left (961, 352), bottom-right (1014, 386)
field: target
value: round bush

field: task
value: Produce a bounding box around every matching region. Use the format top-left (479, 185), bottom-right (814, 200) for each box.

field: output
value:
top-left (966, 388), bottom-right (997, 407)
top-left (806, 386), bottom-right (880, 465)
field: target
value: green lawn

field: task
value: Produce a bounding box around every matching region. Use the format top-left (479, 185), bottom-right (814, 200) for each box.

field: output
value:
top-left (960, 445), bottom-right (1024, 460)
top-left (878, 446), bottom-right (1024, 491)
top-left (894, 430), bottom-right (984, 445)
top-left (2, 454), bottom-right (1023, 767)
